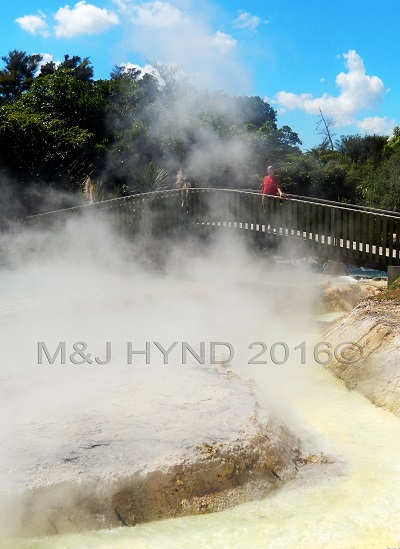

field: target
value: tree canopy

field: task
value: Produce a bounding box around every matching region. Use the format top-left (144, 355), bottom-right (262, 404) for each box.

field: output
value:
top-left (0, 50), bottom-right (399, 217)
top-left (0, 50), bottom-right (43, 104)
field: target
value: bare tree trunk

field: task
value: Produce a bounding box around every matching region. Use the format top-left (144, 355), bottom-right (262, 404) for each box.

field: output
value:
top-left (318, 108), bottom-right (335, 151)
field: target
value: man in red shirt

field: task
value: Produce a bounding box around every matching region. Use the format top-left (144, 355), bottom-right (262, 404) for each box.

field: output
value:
top-left (262, 165), bottom-right (284, 210)
top-left (262, 165), bottom-right (287, 214)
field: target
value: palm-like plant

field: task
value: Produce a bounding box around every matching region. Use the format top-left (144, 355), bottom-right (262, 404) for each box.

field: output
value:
top-left (133, 162), bottom-right (169, 193)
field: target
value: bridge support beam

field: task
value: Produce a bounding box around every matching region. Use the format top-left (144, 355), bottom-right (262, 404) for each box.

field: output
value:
top-left (387, 266), bottom-right (400, 286)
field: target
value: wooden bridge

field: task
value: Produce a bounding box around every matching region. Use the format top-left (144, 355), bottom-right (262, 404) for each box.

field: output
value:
top-left (19, 188), bottom-right (400, 271)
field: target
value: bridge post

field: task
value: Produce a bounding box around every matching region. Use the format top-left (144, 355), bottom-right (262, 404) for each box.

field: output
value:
top-left (387, 266), bottom-right (400, 286)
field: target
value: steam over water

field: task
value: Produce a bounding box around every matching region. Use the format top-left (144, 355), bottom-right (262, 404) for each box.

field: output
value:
top-left (7, 359), bottom-right (400, 549)
top-left (1, 216), bottom-right (400, 548)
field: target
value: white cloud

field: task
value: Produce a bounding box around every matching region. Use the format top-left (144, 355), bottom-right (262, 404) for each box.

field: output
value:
top-left (356, 116), bottom-right (395, 136)
top-left (54, 1), bottom-right (119, 38)
top-left (114, 1), bottom-right (246, 92)
top-left (274, 50), bottom-right (385, 126)
top-left (15, 12), bottom-right (50, 37)
top-left (37, 53), bottom-right (57, 68)
top-left (111, 0), bottom-right (130, 12)
top-left (120, 62), bottom-right (145, 72)
top-left (234, 11), bottom-right (260, 31)
top-left (210, 31), bottom-right (236, 55)
top-left (130, 1), bottom-right (183, 27)
top-left (119, 62), bottom-right (165, 84)
top-left (275, 92), bottom-right (313, 110)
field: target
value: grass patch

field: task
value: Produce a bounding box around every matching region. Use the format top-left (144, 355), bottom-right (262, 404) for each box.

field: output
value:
top-left (376, 276), bottom-right (400, 301)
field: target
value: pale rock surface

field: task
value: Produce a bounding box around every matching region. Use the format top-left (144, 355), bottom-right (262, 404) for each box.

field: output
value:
top-left (318, 278), bottom-right (385, 312)
top-left (0, 339), bottom-right (300, 537)
top-left (320, 298), bottom-right (400, 416)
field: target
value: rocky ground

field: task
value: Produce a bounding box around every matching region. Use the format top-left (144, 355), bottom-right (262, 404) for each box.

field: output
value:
top-left (320, 282), bottom-right (400, 416)
top-left (0, 260), bottom-right (392, 540)
top-left (0, 360), bottom-right (301, 538)
top-left (318, 277), bottom-right (386, 312)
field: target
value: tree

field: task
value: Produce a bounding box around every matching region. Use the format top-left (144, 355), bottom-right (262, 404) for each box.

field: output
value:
top-left (316, 108), bottom-right (336, 150)
top-left (281, 147), bottom-right (361, 203)
top-left (383, 127), bottom-right (400, 158)
top-left (257, 121), bottom-right (302, 162)
top-left (17, 71), bottom-right (101, 145)
top-left (38, 54), bottom-right (94, 81)
top-left (234, 95), bottom-right (277, 128)
top-left (360, 152), bottom-right (400, 211)
top-left (0, 68), bottom-right (111, 192)
top-left (0, 50), bottom-right (43, 103)
top-left (37, 60), bottom-right (58, 78)
top-left (336, 134), bottom-right (387, 165)
top-left (276, 125), bottom-right (302, 149)
top-left (61, 55), bottom-right (94, 81)
top-left (148, 61), bottom-right (180, 88)
top-left (110, 64), bottom-right (142, 81)
top-left (0, 105), bottom-right (95, 187)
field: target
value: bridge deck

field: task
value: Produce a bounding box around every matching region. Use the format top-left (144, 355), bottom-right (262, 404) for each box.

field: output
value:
top-left (16, 188), bottom-right (400, 271)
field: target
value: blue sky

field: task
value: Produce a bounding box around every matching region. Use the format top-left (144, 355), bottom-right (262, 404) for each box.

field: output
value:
top-left (1, 0), bottom-right (399, 149)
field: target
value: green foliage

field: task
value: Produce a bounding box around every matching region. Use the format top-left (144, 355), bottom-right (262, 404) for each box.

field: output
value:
top-left (133, 162), bottom-right (169, 193)
top-left (19, 70), bottom-right (106, 134)
top-left (336, 134), bottom-right (387, 165)
top-left (277, 125), bottom-right (302, 148)
top-left (383, 128), bottom-right (400, 159)
top-left (200, 110), bottom-right (234, 138)
top-left (389, 275), bottom-right (400, 291)
top-left (38, 54), bottom-right (94, 81)
top-left (110, 65), bottom-right (141, 81)
top-left (0, 50), bottom-right (43, 103)
top-left (376, 273), bottom-right (400, 301)
top-left (393, 126), bottom-right (400, 138)
top-left (234, 95), bottom-right (277, 127)
top-left (359, 152), bottom-right (400, 211)
top-left (0, 105), bottom-right (94, 184)
top-left (0, 65), bottom-right (111, 191)
top-left (280, 148), bottom-right (363, 202)
top-left (383, 137), bottom-right (400, 158)
top-left (2, 51), bottom-right (400, 216)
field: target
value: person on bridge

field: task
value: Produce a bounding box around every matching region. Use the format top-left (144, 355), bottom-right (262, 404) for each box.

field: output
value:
top-left (262, 165), bottom-right (285, 210)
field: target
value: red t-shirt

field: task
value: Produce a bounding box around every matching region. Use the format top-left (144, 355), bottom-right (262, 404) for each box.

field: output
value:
top-left (262, 175), bottom-right (281, 196)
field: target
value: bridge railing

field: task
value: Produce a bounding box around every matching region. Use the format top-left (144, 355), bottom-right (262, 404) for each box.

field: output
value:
top-left (18, 188), bottom-right (400, 270)
top-left (24, 190), bottom-right (187, 238)
top-left (279, 195), bottom-right (400, 269)
top-left (0, 219), bottom-right (23, 237)
top-left (180, 189), bottom-right (400, 269)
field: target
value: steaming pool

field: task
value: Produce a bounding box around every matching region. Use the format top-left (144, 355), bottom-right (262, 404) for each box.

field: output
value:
top-left (1, 225), bottom-right (400, 549)
top-left (5, 355), bottom-right (400, 549)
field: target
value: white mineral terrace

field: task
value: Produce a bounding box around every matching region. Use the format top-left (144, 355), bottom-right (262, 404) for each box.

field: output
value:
top-left (0, 219), bottom-right (399, 549)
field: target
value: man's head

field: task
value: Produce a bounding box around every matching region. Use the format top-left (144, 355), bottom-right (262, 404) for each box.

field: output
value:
top-left (267, 166), bottom-right (275, 175)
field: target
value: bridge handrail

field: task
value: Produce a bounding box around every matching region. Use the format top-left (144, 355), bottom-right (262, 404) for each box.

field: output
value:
top-left (284, 193), bottom-right (400, 217)
top-left (207, 189), bottom-right (400, 218)
top-left (12, 186), bottom-right (400, 271)
top-left (24, 187), bottom-right (400, 220)
top-left (25, 188), bottom-right (184, 219)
